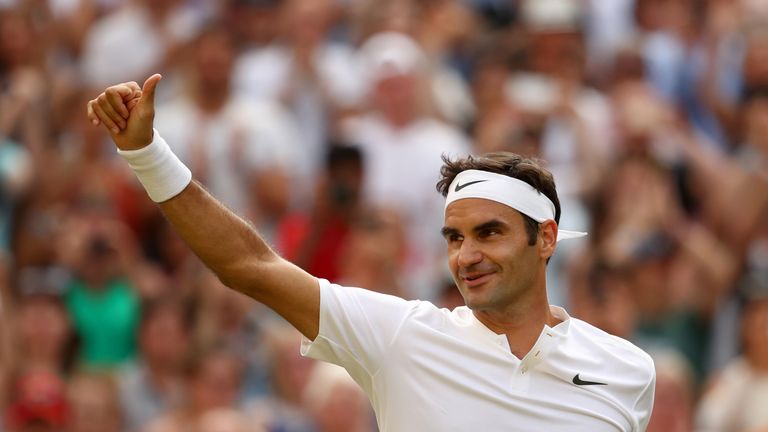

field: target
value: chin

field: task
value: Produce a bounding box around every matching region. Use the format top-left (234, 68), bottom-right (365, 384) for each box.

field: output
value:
top-left (462, 296), bottom-right (490, 311)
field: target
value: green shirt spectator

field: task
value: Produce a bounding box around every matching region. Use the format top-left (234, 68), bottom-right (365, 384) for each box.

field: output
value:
top-left (66, 277), bottom-right (140, 369)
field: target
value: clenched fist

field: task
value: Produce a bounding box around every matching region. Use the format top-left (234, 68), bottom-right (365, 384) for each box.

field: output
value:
top-left (86, 74), bottom-right (162, 150)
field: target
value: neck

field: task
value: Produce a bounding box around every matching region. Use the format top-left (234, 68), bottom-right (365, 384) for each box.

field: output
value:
top-left (473, 288), bottom-right (558, 359)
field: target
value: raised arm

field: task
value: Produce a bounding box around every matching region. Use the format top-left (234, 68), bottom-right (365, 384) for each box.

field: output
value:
top-left (86, 75), bottom-right (320, 339)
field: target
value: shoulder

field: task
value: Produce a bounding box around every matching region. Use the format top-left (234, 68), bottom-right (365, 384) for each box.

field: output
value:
top-left (564, 317), bottom-right (656, 407)
top-left (570, 317), bottom-right (655, 375)
top-left (317, 279), bottom-right (448, 329)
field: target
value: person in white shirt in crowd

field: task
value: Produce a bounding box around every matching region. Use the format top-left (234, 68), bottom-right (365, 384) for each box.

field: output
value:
top-left (80, 0), bottom-right (204, 89)
top-left (153, 23), bottom-right (299, 239)
top-left (233, 0), bottom-right (361, 191)
top-left (696, 275), bottom-right (768, 432)
top-left (86, 74), bottom-right (656, 431)
top-left (345, 31), bottom-right (471, 299)
top-left (353, 0), bottom-right (476, 129)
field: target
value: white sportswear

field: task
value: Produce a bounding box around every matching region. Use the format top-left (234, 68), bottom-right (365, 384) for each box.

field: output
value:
top-left (302, 279), bottom-right (656, 432)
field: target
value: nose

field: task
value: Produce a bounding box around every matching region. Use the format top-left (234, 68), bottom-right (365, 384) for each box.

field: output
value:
top-left (457, 238), bottom-right (483, 268)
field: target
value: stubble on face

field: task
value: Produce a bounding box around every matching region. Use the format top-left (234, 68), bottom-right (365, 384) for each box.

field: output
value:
top-left (444, 199), bottom-right (544, 316)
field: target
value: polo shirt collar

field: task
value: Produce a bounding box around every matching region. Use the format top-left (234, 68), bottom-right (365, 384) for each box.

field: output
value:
top-left (467, 305), bottom-right (572, 362)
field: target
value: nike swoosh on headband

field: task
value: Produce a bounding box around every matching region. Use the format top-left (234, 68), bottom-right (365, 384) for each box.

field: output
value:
top-left (454, 180), bottom-right (487, 192)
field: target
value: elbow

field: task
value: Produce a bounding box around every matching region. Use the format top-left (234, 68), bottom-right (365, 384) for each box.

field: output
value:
top-left (213, 252), bottom-right (281, 298)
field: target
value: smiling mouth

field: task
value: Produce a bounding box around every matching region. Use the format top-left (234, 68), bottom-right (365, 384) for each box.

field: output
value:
top-left (462, 273), bottom-right (493, 287)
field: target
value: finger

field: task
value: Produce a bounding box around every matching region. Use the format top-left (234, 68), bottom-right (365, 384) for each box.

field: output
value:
top-left (92, 102), bottom-right (121, 134)
top-left (105, 88), bottom-right (130, 118)
top-left (140, 74), bottom-right (162, 108)
top-left (125, 81), bottom-right (141, 93)
top-left (86, 100), bottom-right (100, 126)
top-left (96, 94), bottom-right (127, 129)
top-left (126, 98), bottom-right (140, 111)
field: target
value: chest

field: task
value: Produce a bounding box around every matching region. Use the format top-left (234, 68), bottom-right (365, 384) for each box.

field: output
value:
top-left (371, 323), bottom-right (634, 432)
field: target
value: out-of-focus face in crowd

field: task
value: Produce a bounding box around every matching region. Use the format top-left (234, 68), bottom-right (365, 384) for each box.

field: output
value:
top-left (192, 27), bottom-right (236, 94)
top-left (187, 350), bottom-right (243, 414)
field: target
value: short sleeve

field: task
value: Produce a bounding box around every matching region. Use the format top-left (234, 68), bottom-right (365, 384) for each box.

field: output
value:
top-left (301, 279), bottom-right (418, 390)
top-left (635, 365), bottom-right (656, 431)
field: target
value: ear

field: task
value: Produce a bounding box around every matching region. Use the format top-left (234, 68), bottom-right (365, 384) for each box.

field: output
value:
top-left (539, 220), bottom-right (558, 260)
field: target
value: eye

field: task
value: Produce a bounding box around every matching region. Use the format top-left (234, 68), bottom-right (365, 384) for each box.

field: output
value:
top-left (445, 233), bottom-right (463, 243)
top-left (479, 228), bottom-right (500, 238)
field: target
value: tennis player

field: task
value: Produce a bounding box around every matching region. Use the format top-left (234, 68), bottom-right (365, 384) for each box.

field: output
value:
top-left (87, 75), bottom-right (655, 431)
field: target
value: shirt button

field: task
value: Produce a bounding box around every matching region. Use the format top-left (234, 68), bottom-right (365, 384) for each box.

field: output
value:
top-left (521, 366), bottom-right (528, 374)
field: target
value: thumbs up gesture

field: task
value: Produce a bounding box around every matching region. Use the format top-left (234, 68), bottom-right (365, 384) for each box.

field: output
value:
top-left (86, 74), bottom-right (162, 150)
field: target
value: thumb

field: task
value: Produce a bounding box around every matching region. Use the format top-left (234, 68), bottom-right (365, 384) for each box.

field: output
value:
top-left (139, 73), bottom-right (162, 110)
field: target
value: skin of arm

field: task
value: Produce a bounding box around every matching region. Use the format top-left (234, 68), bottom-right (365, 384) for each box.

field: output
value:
top-left (86, 74), bottom-right (320, 340)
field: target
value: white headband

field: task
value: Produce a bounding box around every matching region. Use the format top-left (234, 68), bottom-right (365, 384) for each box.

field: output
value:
top-left (445, 170), bottom-right (587, 241)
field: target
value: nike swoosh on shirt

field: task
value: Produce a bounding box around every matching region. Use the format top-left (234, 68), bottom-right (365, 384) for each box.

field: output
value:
top-left (454, 180), bottom-right (488, 192)
top-left (572, 374), bottom-right (607, 386)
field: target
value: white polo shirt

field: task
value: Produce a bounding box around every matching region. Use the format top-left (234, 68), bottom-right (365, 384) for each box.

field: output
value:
top-left (301, 280), bottom-right (655, 431)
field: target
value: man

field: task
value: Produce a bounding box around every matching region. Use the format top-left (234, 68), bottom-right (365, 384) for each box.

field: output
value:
top-left (87, 75), bottom-right (655, 431)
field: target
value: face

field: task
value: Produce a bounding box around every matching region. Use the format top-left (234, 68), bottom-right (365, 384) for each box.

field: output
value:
top-left (442, 199), bottom-right (552, 313)
top-left (194, 32), bottom-right (234, 88)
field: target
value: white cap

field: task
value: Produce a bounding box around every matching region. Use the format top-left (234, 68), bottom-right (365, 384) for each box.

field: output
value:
top-left (521, 0), bottom-right (582, 33)
top-left (505, 73), bottom-right (559, 114)
top-left (358, 31), bottom-right (426, 84)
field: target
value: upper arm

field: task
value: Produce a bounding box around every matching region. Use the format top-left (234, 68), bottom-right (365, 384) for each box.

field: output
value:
top-left (238, 257), bottom-right (321, 340)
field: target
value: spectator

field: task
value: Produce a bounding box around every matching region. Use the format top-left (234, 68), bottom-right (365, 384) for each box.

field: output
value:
top-left (246, 325), bottom-right (316, 432)
top-left (67, 373), bottom-right (123, 432)
top-left (80, 0), bottom-right (203, 88)
top-left (345, 31), bottom-right (471, 299)
top-left (3, 0), bottom-right (768, 428)
top-left (60, 216), bottom-right (142, 370)
top-left (155, 23), bottom-right (300, 237)
top-left (233, 0), bottom-right (361, 191)
top-left (118, 295), bottom-right (193, 431)
top-left (696, 279), bottom-right (768, 431)
top-left (147, 346), bottom-right (245, 431)
top-left (277, 144), bottom-right (365, 282)
top-left (303, 363), bottom-right (375, 432)
top-left (3, 370), bottom-right (70, 432)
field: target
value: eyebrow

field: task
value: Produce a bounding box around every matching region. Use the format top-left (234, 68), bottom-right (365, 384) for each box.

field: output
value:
top-left (441, 219), bottom-right (509, 238)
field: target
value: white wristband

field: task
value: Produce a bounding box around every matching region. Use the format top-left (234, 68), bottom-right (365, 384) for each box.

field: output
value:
top-left (117, 129), bottom-right (192, 203)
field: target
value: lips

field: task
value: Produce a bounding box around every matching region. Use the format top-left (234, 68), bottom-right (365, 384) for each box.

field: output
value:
top-left (460, 271), bottom-right (494, 288)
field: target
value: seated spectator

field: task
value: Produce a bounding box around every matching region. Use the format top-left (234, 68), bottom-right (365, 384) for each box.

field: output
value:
top-left (118, 295), bottom-right (194, 431)
top-left (11, 268), bottom-right (74, 376)
top-left (696, 277), bottom-right (768, 431)
top-left (3, 369), bottom-right (70, 432)
top-left (67, 373), bottom-right (123, 432)
top-left (646, 349), bottom-right (695, 432)
top-left (197, 408), bottom-right (266, 432)
top-left (303, 363), bottom-right (375, 432)
top-left (146, 346), bottom-right (245, 432)
top-left (246, 325), bottom-right (316, 432)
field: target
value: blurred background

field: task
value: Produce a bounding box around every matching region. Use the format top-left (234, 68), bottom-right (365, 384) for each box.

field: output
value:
top-left (0, 0), bottom-right (767, 430)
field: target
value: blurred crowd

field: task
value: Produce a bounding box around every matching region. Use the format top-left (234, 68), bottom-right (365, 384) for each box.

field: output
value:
top-left (0, 0), bottom-right (767, 430)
